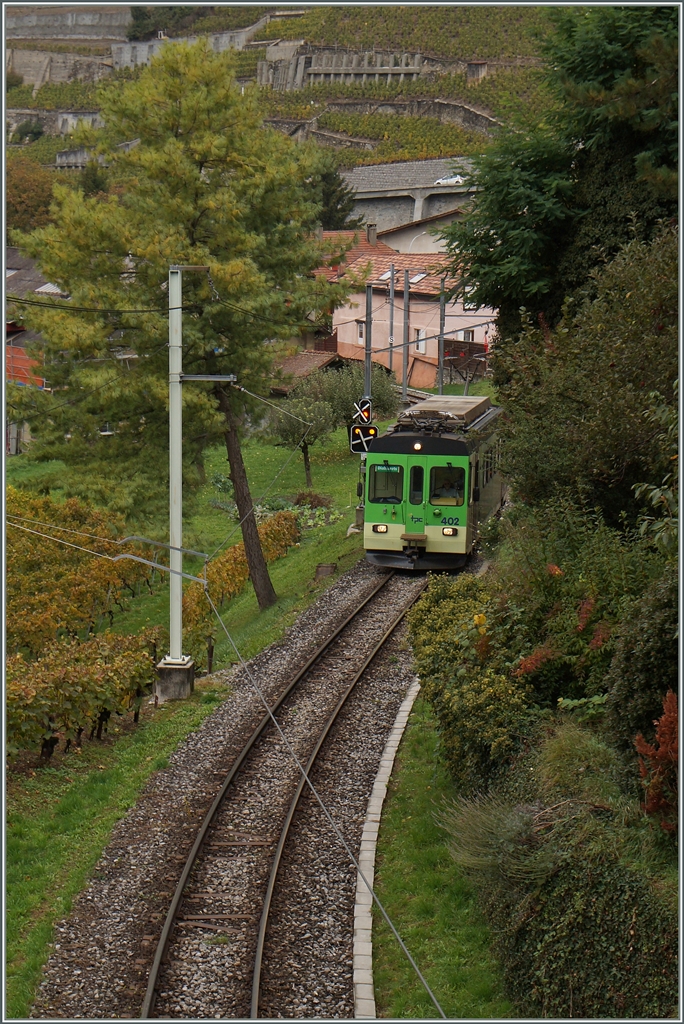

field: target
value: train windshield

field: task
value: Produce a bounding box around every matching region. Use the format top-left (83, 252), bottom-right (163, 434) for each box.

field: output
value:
top-left (429, 466), bottom-right (465, 506)
top-left (368, 464), bottom-right (404, 503)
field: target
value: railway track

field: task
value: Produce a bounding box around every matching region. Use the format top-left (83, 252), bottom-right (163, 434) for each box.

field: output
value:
top-left (141, 570), bottom-right (427, 1019)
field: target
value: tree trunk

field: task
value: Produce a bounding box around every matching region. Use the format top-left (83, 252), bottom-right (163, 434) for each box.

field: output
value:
top-left (218, 391), bottom-right (277, 610)
top-left (301, 441), bottom-right (313, 490)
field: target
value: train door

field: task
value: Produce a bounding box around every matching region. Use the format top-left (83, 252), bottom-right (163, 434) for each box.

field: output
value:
top-left (467, 455), bottom-right (480, 548)
top-left (404, 458), bottom-right (428, 534)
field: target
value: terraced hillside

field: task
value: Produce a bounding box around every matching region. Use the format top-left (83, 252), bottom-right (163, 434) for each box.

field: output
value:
top-left (7, 5), bottom-right (555, 165)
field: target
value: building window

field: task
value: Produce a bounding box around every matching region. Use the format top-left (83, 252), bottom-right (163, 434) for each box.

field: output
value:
top-left (357, 321), bottom-right (364, 345)
top-left (414, 328), bottom-right (426, 354)
top-left (456, 329), bottom-right (475, 344)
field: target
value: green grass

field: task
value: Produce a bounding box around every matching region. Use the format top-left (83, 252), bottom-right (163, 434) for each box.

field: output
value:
top-left (372, 698), bottom-right (513, 1019)
top-left (5, 677), bottom-right (231, 1019)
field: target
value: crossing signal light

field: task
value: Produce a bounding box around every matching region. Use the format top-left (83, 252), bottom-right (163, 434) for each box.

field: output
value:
top-left (350, 423), bottom-right (378, 453)
top-left (353, 398), bottom-right (373, 424)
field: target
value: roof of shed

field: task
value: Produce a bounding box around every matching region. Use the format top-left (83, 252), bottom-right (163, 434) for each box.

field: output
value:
top-left (270, 349), bottom-right (345, 394)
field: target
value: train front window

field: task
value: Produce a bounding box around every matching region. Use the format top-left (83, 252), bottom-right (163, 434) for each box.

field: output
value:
top-left (409, 465), bottom-right (424, 505)
top-left (368, 464), bottom-right (404, 503)
top-left (429, 466), bottom-right (465, 506)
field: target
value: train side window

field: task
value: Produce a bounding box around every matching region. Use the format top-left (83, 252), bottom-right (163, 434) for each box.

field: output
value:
top-left (409, 465), bottom-right (424, 505)
top-left (368, 464), bottom-right (404, 503)
top-left (429, 466), bottom-right (465, 506)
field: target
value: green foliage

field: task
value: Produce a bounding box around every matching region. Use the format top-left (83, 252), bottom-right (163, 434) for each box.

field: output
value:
top-left (268, 397), bottom-right (335, 489)
top-left (291, 364), bottom-right (398, 433)
top-left (12, 119), bottom-right (44, 143)
top-left (633, 387), bottom-right (678, 558)
top-left (604, 562), bottom-right (678, 750)
top-left (6, 70), bottom-right (24, 90)
top-left (408, 574), bottom-right (536, 792)
top-left (182, 511), bottom-right (299, 668)
top-left (79, 161), bottom-right (108, 197)
top-left (253, 6), bottom-right (551, 60)
top-left (8, 41), bottom-right (350, 522)
top-left (441, 721), bottom-right (678, 1018)
top-left (442, 5), bottom-right (678, 336)
top-left (6, 628), bottom-right (163, 756)
top-left (6, 155), bottom-right (55, 233)
top-left (306, 148), bottom-right (363, 229)
top-left (127, 6), bottom-right (197, 41)
top-left (318, 111), bottom-right (484, 163)
top-left (545, 6), bottom-right (678, 197)
top-left (490, 501), bottom-right (662, 705)
top-left (494, 226), bottom-right (678, 518)
top-left (441, 126), bottom-right (575, 330)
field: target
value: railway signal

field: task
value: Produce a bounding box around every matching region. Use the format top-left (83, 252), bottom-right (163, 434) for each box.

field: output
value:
top-left (350, 422), bottom-right (378, 453)
top-left (353, 398), bottom-right (373, 423)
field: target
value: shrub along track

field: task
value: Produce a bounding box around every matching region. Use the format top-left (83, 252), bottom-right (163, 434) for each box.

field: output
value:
top-left (29, 562), bottom-right (423, 1020)
top-left (143, 570), bottom-right (426, 1019)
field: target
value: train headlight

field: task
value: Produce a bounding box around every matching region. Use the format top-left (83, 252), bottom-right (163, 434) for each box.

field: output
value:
top-left (413, 442), bottom-right (422, 450)
top-left (442, 527), bottom-right (457, 536)
top-left (372, 524), bottom-right (388, 533)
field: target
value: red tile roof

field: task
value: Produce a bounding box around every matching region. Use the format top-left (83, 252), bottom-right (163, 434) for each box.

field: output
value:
top-left (316, 231), bottom-right (460, 296)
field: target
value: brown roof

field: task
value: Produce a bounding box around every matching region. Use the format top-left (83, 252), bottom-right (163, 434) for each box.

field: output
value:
top-left (317, 230), bottom-right (399, 283)
top-left (316, 232), bottom-right (458, 297)
top-left (270, 349), bottom-right (344, 395)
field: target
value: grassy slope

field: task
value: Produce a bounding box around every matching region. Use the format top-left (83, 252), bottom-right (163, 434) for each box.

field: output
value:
top-left (373, 698), bottom-right (513, 1018)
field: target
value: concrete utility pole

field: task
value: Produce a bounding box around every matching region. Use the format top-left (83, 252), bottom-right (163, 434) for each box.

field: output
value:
top-left (388, 262), bottom-right (394, 374)
top-left (156, 264), bottom-right (208, 701)
top-left (438, 277), bottom-right (446, 396)
top-left (402, 269), bottom-right (409, 403)
top-left (364, 282), bottom-right (372, 400)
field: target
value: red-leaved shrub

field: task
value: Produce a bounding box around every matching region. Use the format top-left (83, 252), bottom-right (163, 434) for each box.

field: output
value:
top-left (634, 691), bottom-right (678, 834)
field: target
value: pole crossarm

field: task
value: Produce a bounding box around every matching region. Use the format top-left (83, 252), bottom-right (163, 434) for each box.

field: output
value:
top-left (180, 374), bottom-right (237, 382)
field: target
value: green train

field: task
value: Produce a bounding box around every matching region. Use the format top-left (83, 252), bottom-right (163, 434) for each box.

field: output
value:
top-left (361, 395), bottom-right (505, 570)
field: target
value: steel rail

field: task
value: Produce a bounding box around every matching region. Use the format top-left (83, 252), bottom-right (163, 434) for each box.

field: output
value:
top-left (250, 579), bottom-right (428, 1018)
top-left (140, 570), bottom-right (393, 1018)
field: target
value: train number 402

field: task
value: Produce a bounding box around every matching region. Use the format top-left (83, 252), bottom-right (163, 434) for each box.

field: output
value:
top-left (441, 517), bottom-right (460, 526)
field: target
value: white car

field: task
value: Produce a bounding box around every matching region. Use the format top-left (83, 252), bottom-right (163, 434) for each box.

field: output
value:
top-left (434, 175), bottom-right (466, 185)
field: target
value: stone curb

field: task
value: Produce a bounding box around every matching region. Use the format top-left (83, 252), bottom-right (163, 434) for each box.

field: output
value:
top-left (353, 676), bottom-right (421, 1019)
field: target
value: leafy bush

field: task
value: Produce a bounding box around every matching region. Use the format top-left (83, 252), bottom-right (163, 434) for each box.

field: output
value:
top-left (6, 627), bottom-right (163, 756)
top-left (490, 500), bottom-right (662, 705)
top-left (493, 227), bottom-right (678, 518)
top-left (6, 70), bottom-right (23, 90)
top-left (604, 561), bottom-right (678, 748)
top-left (441, 721), bottom-right (678, 1018)
top-left (408, 574), bottom-right (536, 791)
top-left (294, 491), bottom-right (332, 509)
top-left (6, 487), bottom-right (156, 655)
top-left (12, 119), bottom-right (43, 143)
top-left (634, 691), bottom-right (678, 835)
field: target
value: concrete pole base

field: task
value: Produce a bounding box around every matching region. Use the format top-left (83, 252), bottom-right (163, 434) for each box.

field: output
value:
top-left (156, 658), bottom-right (195, 702)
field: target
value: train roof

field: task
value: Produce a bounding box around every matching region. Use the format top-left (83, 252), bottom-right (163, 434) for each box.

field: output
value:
top-left (390, 395), bottom-right (499, 434)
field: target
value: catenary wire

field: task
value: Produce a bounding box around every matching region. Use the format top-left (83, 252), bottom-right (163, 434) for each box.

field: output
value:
top-left (204, 590), bottom-right (447, 1020)
top-left (6, 523), bottom-right (206, 583)
top-left (4, 514), bottom-right (206, 557)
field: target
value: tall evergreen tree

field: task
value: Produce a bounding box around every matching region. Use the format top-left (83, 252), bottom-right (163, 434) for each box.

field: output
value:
top-left (8, 41), bottom-right (350, 610)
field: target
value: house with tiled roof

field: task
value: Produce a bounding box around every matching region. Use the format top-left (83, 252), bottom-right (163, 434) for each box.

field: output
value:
top-left (5, 246), bottom-right (69, 453)
top-left (319, 227), bottom-right (496, 390)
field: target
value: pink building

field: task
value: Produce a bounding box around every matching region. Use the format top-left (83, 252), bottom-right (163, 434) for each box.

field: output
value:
top-left (320, 228), bottom-right (496, 390)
